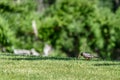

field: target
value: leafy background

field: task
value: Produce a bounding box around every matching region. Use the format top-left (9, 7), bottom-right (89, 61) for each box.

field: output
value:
top-left (0, 0), bottom-right (120, 60)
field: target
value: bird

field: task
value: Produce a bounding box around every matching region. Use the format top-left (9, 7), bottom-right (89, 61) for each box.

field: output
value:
top-left (81, 52), bottom-right (97, 60)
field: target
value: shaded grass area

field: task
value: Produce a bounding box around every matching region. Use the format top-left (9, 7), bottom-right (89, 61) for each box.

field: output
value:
top-left (0, 53), bottom-right (120, 80)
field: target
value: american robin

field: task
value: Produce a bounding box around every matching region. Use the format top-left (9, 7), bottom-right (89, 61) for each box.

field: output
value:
top-left (81, 52), bottom-right (94, 60)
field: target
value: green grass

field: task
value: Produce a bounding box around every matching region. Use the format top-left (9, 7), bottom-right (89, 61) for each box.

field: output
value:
top-left (0, 53), bottom-right (120, 80)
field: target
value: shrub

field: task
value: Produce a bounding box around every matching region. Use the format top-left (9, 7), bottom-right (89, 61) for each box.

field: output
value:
top-left (38, 0), bottom-right (120, 59)
top-left (0, 0), bottom-right (120, 59)
top-left (0, 0), bottom-right (43, 53)
top-left (38, 0), bottom-right (97, 57)
top-left (0, 16), bottom-right (14, 52)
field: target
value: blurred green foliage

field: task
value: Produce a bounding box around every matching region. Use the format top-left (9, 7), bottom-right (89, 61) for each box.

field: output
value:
top-left (0, 0), bottom-right (120, 59)
top-left (0, 0), bottom-right (43, 53)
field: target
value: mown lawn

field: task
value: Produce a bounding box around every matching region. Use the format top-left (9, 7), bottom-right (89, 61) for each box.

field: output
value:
top-left (0, 53), bottom-right (120, 80)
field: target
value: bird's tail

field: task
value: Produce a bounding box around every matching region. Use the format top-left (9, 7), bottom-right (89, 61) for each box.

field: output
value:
top-left (93, 55), bottom-right (99, 58)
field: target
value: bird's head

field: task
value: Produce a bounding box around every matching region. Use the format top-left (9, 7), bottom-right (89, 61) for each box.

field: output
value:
top-left (81, 52), bottom-right (83, 56)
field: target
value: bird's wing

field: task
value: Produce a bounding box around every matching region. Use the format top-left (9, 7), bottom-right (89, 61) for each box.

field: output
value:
top-left (83, 53), bottom-right (93, 57)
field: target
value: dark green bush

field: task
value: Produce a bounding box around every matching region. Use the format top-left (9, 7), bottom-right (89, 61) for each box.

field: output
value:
top-left (0, 0), bottom-right (120, 59)
top-left (38, 0), bottom-right (120, 59)
top-left (110, 8), bottom-right (120, 60)
top-left (38, 0), bottom-right (97, 57)
top-left (0, 16), bottom-right (15, 52)
top-left (0, 0), bottom-right (43, 53)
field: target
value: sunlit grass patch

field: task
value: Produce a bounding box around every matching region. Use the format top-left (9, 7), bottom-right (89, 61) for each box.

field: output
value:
top-left (0, 53), bottom-right (120, 80)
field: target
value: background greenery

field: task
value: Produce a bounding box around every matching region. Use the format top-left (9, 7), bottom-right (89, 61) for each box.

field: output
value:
top-left (0, 0), bottom-right (120, 60)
